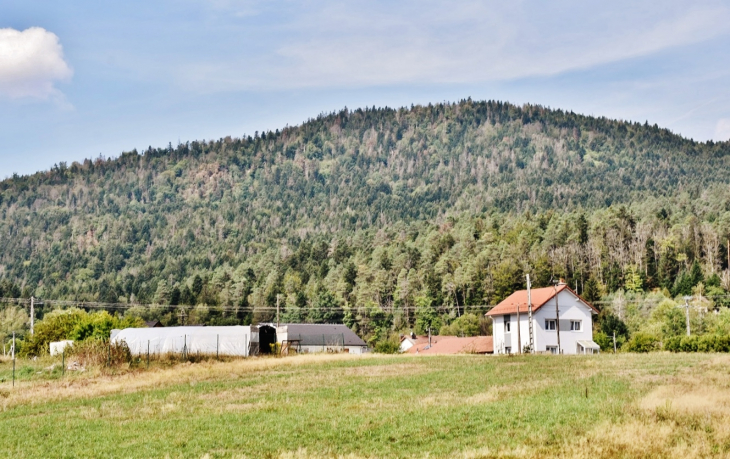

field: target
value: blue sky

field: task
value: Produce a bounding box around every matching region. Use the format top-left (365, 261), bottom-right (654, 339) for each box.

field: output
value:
top-left (2, 0), bottom-right (730, 177)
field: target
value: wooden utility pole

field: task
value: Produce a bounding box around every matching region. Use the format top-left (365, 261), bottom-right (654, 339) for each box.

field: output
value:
top-left (613, 331), bottom-right (617, 353)
top-left (276, 294), bottom-right (281, 328)
top-left (30, 297), bottom-right (35, 335)
top-left (617, 291), bottom-right (623, 321)
top-left (516, 300), bottom-right (522, 354)
top-left (527, 274), bottom-right (534, 353)
top-left (12, 331), bottom-right (15, 387)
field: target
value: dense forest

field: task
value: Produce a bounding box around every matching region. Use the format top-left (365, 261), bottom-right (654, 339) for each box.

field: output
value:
top-left (2, 99), bottom-right (730, 348)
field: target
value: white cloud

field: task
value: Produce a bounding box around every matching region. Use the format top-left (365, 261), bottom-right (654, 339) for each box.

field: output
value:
top-left (715, 119), bottom-right (730, 141)
top-left (0, 27), bottom-right (73, 99)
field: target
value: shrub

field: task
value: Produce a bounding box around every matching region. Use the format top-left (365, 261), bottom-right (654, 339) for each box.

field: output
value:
top-left (374, 338), bottom-right (400, 354)
top-left (21, 309), bottom-right (144, 357)
top-left (21, 308), bottom-right (87, 357)
top-left (593, 332), bottom-right (612, 351)
top-left (664, 336), bottom-right (682, 352)
top-left (624, 332), bottom-right (659, 353)
top-left (439, 313), bottom-right (480, 337)
top-left (664, 334), bottom-right (730, 353)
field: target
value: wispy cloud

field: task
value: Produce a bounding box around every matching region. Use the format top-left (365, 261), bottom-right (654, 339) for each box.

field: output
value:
top-left (0, 27), bottom-right (73, 100)
top-left (178, 0), bottom-right (730, 91)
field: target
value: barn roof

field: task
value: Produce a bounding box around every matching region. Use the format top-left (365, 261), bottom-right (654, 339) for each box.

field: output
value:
top-left (486, 284), bottom-right (598, 317)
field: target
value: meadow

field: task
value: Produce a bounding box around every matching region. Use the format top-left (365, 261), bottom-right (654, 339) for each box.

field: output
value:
top-left (0, 352), bottom-right (729, 458)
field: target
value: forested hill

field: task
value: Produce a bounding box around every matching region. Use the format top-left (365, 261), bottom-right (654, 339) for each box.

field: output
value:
top-left (2, 99), bottom-right (730, 340)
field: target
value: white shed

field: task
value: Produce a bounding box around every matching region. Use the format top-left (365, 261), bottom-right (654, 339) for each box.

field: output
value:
top-left (111, 325), bottom-right (261, 356)
top-left (50, 340), bottom-right (74, 356)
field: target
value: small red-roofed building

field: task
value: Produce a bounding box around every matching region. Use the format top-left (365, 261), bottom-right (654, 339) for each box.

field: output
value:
top-left (486, 283), bottom-right (600, 355)
top-left (399, 334), bottom-right (453, 353)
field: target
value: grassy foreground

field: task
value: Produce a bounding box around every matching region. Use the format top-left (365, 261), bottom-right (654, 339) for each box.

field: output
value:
top-left (1, 352), bottom-right (729, 458)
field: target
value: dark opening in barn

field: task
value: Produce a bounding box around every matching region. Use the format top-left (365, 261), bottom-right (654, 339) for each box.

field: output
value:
top-left (258, 325), bottom-right (277, 354)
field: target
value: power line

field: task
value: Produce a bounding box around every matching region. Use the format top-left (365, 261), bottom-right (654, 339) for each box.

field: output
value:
top-left (0, 297), bottom-right (495, 312)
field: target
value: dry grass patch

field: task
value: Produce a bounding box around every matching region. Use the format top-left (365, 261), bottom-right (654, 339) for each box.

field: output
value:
top-left (0, 352), bottom-right (381, 411)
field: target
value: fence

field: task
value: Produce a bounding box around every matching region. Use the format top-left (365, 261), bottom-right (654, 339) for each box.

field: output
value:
top-left (288, 334), bottom-right (346, 354)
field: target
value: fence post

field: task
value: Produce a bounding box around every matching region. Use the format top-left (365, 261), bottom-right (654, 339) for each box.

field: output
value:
top-left (217, 334), bottom-right (219, 360)
top-left (323, 334), bottom-right (326, 353)
top-left (12, 331), bottom-right (15, 387)
top-left (147, 340), bottom-right (150, 370)
top-left (62, 349), bottom-right (65, 377)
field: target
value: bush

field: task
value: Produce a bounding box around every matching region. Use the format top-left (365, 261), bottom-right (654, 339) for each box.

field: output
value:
top-left (664, 334), bottom-right (730, 352)
top-left (593, 332), bottom-right (612, 351)
top-left (21, 309), bottom-right (144, 357)
top-left (439, 313), bottom-right (480, 337)
top-left (374, 338), bottom-right (400, 354)
top-left (623, 332), bottom-right (659, 353)
top-left (21, 308), bottom-right (87, 357)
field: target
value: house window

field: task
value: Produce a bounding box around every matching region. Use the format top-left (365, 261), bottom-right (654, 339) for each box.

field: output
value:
top-left (570, 320), bottom-right (582, 331)
top-left (504, 315), bottom-right (511, 333)
top-left (545, 319), bottom-right (556, 330)
top-left (546, 345), bottom-right (558, 354)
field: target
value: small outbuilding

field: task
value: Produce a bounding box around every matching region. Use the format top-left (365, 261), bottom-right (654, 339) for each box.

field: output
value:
top-left (50, 340), bottom-right (74, 356)
top-left (274, 324), bottom-right (368, 354)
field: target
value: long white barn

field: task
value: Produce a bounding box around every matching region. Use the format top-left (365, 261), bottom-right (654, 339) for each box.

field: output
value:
top-left (487, 283), bottom-right (600, 355)
top-left (111, 325), bottom-right (261, 356)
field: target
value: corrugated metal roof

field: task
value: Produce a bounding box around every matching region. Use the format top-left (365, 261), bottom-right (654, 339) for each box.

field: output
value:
top-left (577, 340), bottom-right (600, 349)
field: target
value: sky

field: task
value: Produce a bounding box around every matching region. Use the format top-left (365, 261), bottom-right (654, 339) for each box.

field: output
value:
top-left (2, 0), bottom-right (730, 177)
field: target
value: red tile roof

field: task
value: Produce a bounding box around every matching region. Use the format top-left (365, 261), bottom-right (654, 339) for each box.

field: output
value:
top-left (485, 284), bottom-right (597, 317)
top-left (407, 336), bottom-right (493, 354)
top-left (401, 335), bottom-right (450, 347)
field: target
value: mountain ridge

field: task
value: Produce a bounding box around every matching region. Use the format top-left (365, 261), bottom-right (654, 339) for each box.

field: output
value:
top-left (1, 99), bottom-right (730, 339)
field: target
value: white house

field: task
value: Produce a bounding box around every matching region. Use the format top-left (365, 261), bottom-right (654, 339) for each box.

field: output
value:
top-left (486, 283), bottom-right (600, 355)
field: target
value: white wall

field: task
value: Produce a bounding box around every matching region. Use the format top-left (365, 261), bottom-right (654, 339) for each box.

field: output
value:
top-left (492, 290), bottom-right (595, 355)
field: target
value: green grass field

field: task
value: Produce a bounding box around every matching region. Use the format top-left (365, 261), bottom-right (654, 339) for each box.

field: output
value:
top-left (1, 352), bottom-right (729, 458)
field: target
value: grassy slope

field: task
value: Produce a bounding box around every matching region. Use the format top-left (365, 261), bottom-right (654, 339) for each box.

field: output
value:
top-left (0, 353), bottom-right (727, 458)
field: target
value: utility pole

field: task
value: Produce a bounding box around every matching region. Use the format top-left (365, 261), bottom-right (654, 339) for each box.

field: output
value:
top-left (612, 331), bottom-right (617, 353)
top-left (683, 296), bottom-right (692, 336)
top-left (527, 274), bottom-right (534, 353)
top-left (553, 280), bottom-right (562, 354)
top-left (276, 294), bottom-right (281, 328)
top-left (12, 331), bottom-right (16, 387)
top-left (516, 300), bottom-right (522, 354)
top-left (617, 291), bottom-right (623, 321)
top-left (30, 296), bottom-right (35, 335)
